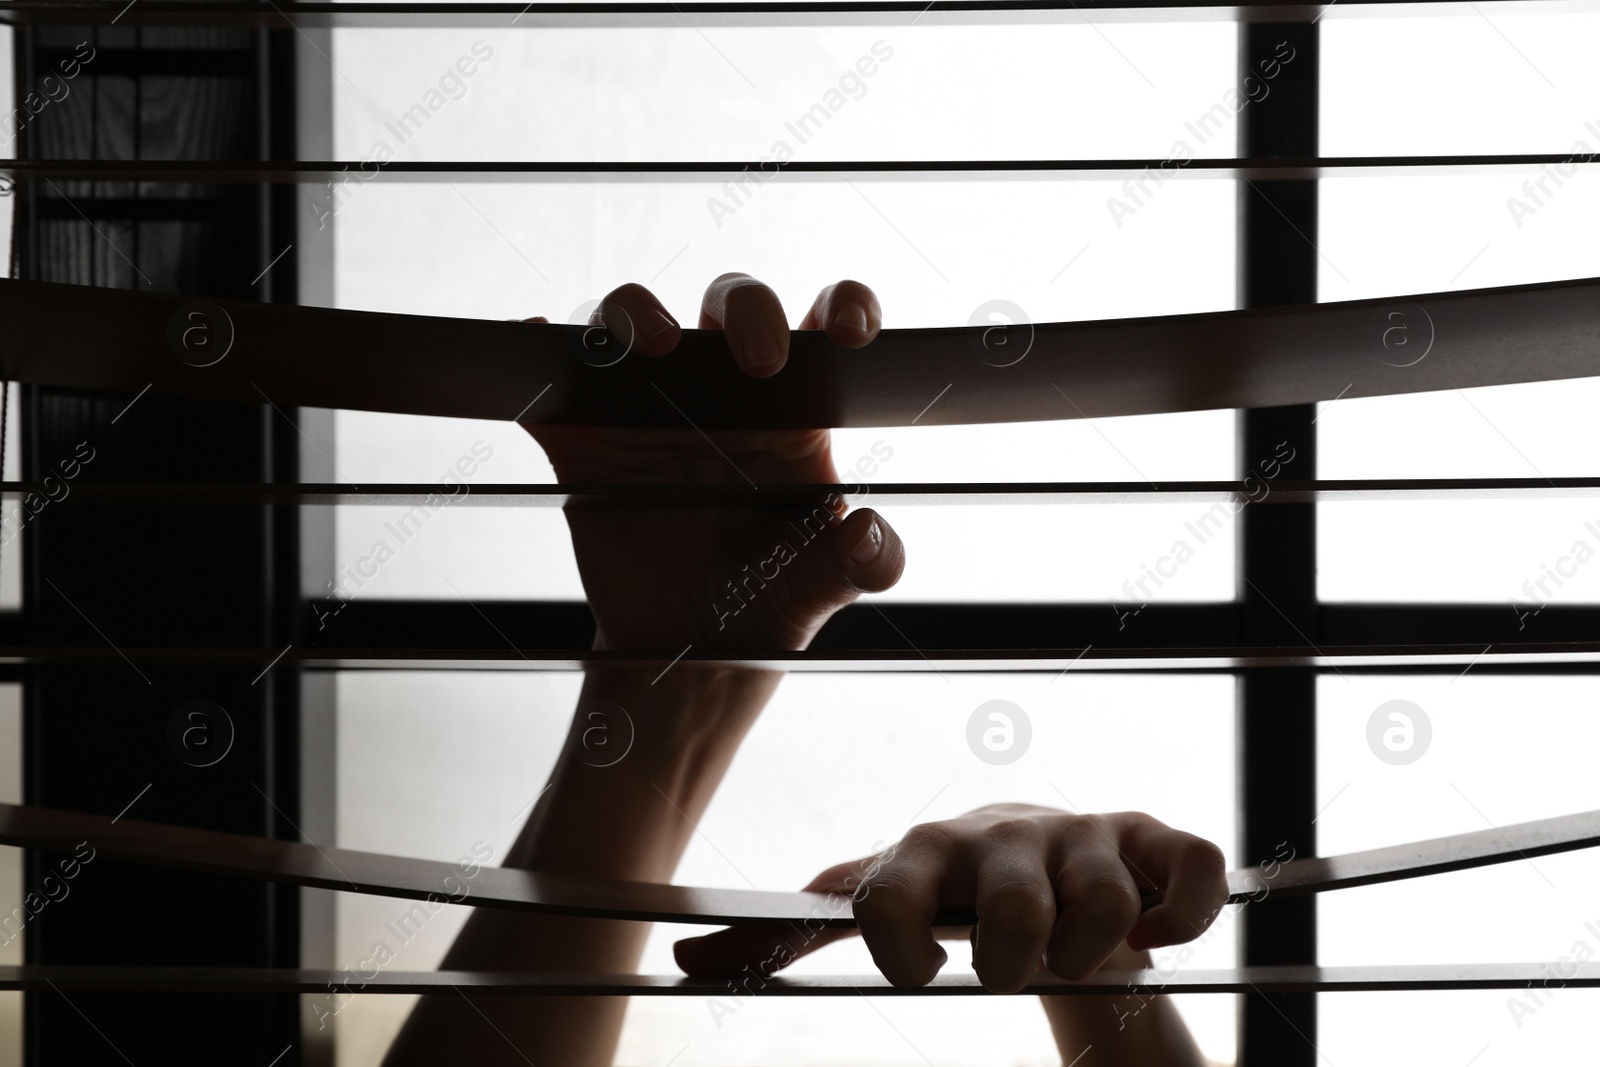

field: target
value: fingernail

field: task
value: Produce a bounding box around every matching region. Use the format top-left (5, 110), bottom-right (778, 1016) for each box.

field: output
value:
top-left (643, 307), bottom-right (679, 341)
top-left (833, 304), bottom-right (870, 334)
top-left (849, 517), bottom-right (883, 564)
top-left (741, 331), bottom-right (785, 371)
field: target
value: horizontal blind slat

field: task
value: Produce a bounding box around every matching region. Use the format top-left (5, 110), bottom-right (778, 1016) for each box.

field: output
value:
top-left (5, 478), bottom-right (1600, 505)
top-left (5, 156), bottom-right (1600, 180)
top-left (3, 645), bottom-right (1600, 669)
top-left (0, 0), bottom-right (1584, 26)
top-left (1, 962), bottom-right (1597, 994)
top-left (3, 276), bottom-right (1597, 429)
top-left (3, 802), bottom-right (1597, 921)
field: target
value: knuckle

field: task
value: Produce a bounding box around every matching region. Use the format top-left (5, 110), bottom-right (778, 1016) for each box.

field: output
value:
top-left (898, 820), bottom-right (957, 855)
top-left (1084, 811), bottom-right (1125, 834)
top-left (979, 817), bottom-right (1041, 846)
top-left (1059, 811), bottom-right (1105, 843)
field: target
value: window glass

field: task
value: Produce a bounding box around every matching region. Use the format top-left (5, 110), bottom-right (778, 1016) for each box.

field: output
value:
top-left (332, 671), bottom-right (1238, 1066)
top-left (1317, 673), bottom-right (1600, 1064)
top-left (1322, 11), bottom-right (1600, 157)
top-left (1319, 10), bottom-right (1600, 602)
top-left (330, 25), bottom-right (1241, 164)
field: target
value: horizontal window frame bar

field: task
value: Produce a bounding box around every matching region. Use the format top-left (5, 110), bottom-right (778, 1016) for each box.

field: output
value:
top-left (1321, 603), bottom-right (1596, 642)
top-left (7, 604), bottom-right (1589, 656)
top-left (304, 601), bottom-right (1600, 649)
top-left (306, 600), bottom-right (1239, 652)
top-left (33, 197), bottom-right (253, 222)
top-left (19, 602), bottom-right (1595, 658)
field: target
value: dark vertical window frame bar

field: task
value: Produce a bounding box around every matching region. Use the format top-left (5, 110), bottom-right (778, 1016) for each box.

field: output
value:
top-left (283, 22), bottom-right (338, 1063)
top-left (261, 22), bottom-right (310, 1054)
top-left (1235, 19), bottom-right (1319, 1066)
top-left (13, 19), bottom-right (307, 1065)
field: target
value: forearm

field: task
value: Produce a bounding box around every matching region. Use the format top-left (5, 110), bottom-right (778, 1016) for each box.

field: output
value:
top-left (383, 664), bottom-right (780, 1067)
top-left (506, 664), bottom-right (777, 879)
top-left (1040, 947), bottom-right (1209, 1067)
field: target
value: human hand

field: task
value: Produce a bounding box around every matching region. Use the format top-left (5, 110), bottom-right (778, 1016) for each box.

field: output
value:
top-left (674, 804), bottom-right (1228, 995)
top-left (520, 273), bottom-right (905, 652)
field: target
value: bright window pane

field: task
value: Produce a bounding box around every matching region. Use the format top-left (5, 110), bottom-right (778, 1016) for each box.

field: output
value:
top-left (331, 25), bottom-right (1238, 164)
top-left (1322, 12), bottom-right (1600, 157)
top-left (1317, 674), bottom-right (1600, 1064)
top-left (1318, 11), bottom-right (1600, 603)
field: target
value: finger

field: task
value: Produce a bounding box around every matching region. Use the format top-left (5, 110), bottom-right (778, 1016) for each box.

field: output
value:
top-left (674, 857), bottom-right (867, 978)
top-left (519, 316), bottom-right (551, 323)
top-left (674, 923), bottom-right (856, 979)
top-left (699, 272), bottom-right (789, 377)
top-left (593, 282), bottom-right (681, 358)
top-left (774, 507), bottom-right (907, 629)
top-left (1115, 815), bottom-right (1229, 951)
top-left (1045, 820), bottom-right (1145, 981)
top-left (971, 822), bottom-right (1057, 993)
top-left (837, 509), bottom-right (906, 594)
top-left (797, 279), bottom-right (883, 348)
top-left (851, 824), bottom-right (953, 988)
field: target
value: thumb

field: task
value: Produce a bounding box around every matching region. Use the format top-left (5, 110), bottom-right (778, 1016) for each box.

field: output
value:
top-left (775, 507), bottom-right (906, 626)
top-left (674, 857), bottom-right (872, 978)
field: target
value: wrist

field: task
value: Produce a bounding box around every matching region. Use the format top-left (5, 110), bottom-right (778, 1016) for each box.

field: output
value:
top-left (575, 662), bottom-right (780, 763)
top-left (505, 665), bottom-right (779, 881)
